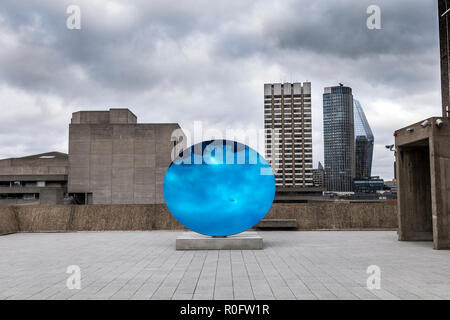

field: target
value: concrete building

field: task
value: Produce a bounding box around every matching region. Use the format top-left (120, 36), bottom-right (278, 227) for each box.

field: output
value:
top-left (384, 180), bottom-right (397, 194)
top-left (0, 152), bottom-right (68, 205)
top-left (312, 161), bottom-right (325, 188)
top-left (68, 108), bottom-right (184, 204)
top-left (264, 82), bottom-right (313, 188)
top-left (323, 84), bottom-right (355, 192)
top-left (353, 178), bottom-right (384, 194)
top-left (395, 117), bottom-right (450, 249)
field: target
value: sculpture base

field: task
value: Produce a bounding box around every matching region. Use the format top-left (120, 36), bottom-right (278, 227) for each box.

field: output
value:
top-left (176, 231), bottom-right (263, 250)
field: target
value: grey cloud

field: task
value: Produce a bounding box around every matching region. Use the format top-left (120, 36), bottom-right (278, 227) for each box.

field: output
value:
top-left (264, 0), bottom-right (438, 58)
top-left (0, 0), bottom-right (443, 179)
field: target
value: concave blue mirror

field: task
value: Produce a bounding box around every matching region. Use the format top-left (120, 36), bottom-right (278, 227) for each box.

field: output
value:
top-left (163, 140), bottom-right (275, 237)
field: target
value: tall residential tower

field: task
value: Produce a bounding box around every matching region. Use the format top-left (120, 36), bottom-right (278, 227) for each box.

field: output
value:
top-left (323, 84), bottom-right (355, 192)
top-left (264, 82), bottom-right (313, 188)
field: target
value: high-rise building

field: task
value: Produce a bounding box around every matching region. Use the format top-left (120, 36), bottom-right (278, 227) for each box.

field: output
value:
top-left (354, 100), bottom-right (374, 179)
top-left (264, 82), bottom-right (313, 188)
top-left (312, 161), bottom-right (325, 188)
top-left (323, 84), bottom-right (355, 192)
top-left (439, 0), bottom-right (450, 117)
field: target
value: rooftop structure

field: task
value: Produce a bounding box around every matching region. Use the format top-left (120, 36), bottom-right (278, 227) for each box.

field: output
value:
top-left (395, 117), bottom-right (450, 249)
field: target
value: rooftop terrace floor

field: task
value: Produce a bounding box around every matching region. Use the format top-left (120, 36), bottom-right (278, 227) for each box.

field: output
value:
top-left (1, 231), bottom-right (449, 300)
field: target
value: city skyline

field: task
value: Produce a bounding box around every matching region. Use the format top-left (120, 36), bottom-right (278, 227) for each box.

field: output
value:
top-left (0, 0), bottom-right (442, 181)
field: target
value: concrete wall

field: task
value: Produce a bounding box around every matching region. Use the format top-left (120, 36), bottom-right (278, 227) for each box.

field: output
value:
top-left (0, 206), bottom-right (19, 235)
top-left (1, 204), bottom-right (182, 232)
top-left (0, 202), bottom-right (398, 234)
top-left (265, 202), bottom-right (397, 230)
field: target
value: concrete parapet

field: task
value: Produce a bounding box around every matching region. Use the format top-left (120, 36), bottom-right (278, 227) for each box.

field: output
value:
top-left (264, 202), bottom-right (398, 230)
top-left (0, 202), bottom-right (398, 234)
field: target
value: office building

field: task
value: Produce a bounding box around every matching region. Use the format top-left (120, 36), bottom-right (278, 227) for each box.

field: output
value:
top-left (353, 178), bottom-right (384, 194)
top-left (323, 84), bottom-right (355, 192)
top-left (384, 180), bottom-right (397, 194)
top-left (312, 161), bottom-right (325, 188)
top-left (354, 100), bottom-right (374, 179)
top-left (264, 82), bottom-right (313, 188)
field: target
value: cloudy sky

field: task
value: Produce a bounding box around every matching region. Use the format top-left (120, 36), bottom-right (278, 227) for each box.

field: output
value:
top-left (0, 0), bottom-right (441, 180)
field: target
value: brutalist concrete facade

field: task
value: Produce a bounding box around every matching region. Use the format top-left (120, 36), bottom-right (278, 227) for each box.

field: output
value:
top-left (0, 152), bottom-right (68, 205)
top-left (68, 108), bottom-right (184, 204)
top-left (395, 117), bottom-right (450, 249)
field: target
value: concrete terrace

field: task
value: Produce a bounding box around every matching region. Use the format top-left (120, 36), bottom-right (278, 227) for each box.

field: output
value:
top-left (0, 231), bottom-right (449, 300)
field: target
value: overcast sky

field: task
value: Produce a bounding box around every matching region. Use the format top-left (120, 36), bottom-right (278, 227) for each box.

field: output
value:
top-left (0, 0), bottom-right (441, 180)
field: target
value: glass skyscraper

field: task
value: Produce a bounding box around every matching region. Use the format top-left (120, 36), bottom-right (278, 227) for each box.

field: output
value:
top-left (353, 100), bottom-right (374, 179)
top-left (323, 85), bottom-right (355, 192)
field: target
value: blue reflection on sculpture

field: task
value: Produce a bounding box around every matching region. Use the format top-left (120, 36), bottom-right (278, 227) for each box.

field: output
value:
top-left (163, 140), bottom-right (275, 237)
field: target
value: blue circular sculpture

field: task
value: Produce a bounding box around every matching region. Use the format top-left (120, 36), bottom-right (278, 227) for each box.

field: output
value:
top-left (163, 140), bottom-right (275, 236)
